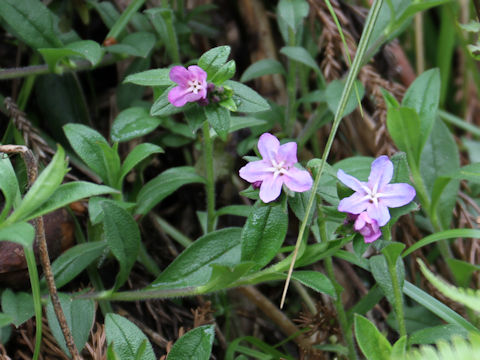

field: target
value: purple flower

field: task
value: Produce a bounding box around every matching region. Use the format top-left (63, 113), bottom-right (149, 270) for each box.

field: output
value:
top-left (337, 155), bottom-right (416, 226)
top-left (239, 133), bottom-right (313, 203)
top-left (168, 65), bottom-right (208, 107)
top-left (353, 212), bottom-right (382, 243)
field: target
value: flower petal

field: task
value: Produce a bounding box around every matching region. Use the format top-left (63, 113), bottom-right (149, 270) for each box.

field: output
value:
top-left (257, 133), bottom-right (279, 162)
top-left (168, 86), bottom-right (204, 107)
top-left (338, 192), bottom-right (370, 214)
top-left (366, 202), bottom-right (390, 226)
top-left (239, 160), bottom-right (271, 183)
top-left (379, 183), bottom-right (416, 208)
top-left (337, 169), bottom-right (367, 193)
top-left (277, 142), bottom-right (297, 166)
top-left (367, 156), bottom-right (393, 191)
top-left (282, 167), bottom-right (313, 192)
top-left (187, 65), bottom-right (207, 82)
top-left (364, 230), bottom-right (382, 243)
top-left (259, 175), bottom-right (283, 203)
top-left (169, 66), bottom-right (191, 85)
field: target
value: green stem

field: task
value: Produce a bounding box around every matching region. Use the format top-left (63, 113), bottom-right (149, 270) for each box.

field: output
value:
top-left (150, 214), bottom-right (193, 247)
top-left (319, 205), bottom-right (358, 360)
top-left (203, 121), bottom-right (216, 233)
top-left (285, 27), bottom-right (298, 136)
top-left (88, 286), bottom-right (200, 301)
top-left (161, 8), bottom-right (181, 64)
top-left (388, 259), bottom-right (407, 337)
top-left (25, 246), bottom-right (42, 360)
top-left (105, 0), bottom-right (146, 41)
top-left (138, 242), bottom-right (161, 276)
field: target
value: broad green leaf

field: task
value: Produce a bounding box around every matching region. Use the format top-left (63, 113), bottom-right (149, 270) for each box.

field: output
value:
top-left (150, 228), bottom-right (242, 289)
top-left (150, 85), bottom-right (187, 117)
top-left (226, 116), bottom-right (267, 134)
top-left (0, 0), bottom-right (62, 49)
top-left (445, 163), bottom-right (480, 183)
top-left (111, 107), bottom-right (163, 142)
top-left (0, 222), bottom-right (35, 247)
top-left (0, 155), bottom-right (20, 221)
top-left (0, 313), bottom-right (13, 328)
top-left (210, 60), bottom-right (236, 85)
top-left (39, 40), bottom-right (104, 71)
top-left (135, 166), bottom-right (206, 216)
top-left (204, 105), bottom-right (230, 140)
top-left (25, 182), bottom-right (117, 221)
top-left (280, 46), bottom-right (321, 74)
top-left (240, 59), bottom-right (286, 82)
top-left (205, 262), bottom-right (255, 291)
top-left (102, 201), bottom-right (141, 290)
top-left (46, 293), bottom-right (95, 356)
top-left (216, 205), bottom-right (252, 218)
top-left (88, 198), bottom-right (135, 225)
top-left (391, 336), bottom-right (407, 358)
top-left (325, 80), bottom-right (365, 117)
top-left (354, 314), bottom-right (392, 360)
top-left (409, 324), bottom-right (469, 346)
top-left (119, 143), bottom-right (164, 182)
top-left (224, 80), bottom-right (270, 113)
top-left (1, 290), bottom-right (34, 327)
top-left (106, 32), bottom-right (155, 58)
top-left (386, 107), bottom-right (422, 165)
top-left (105, 314), bottom-right (155, 360)
top-left (123, 68), bottom-right (172, 86)
top-left (370, 255), bottom-right (405, 306)
top-left (42, 242), bottom-right (107, 289)
top-left (198, 46), bottom-right (231, 80)
top-left (291, 271), bottom-right (335, 297)
top-left (241, 205), bottom-right (288, 271)
top-left (8, 146), bottom-right (68, 224)
top-left (447, 258), bottom-right (478, 288)
top-left (381, 242), bottom-right (405, 268)
top-left (277, 0), bottom-right (309, 31)
top-left (289, 189), bottom-right (316, 225)
top-left (64, 123), bottom-right (111, 183)
top-left (390, 152), bottom-right (410, 184)
top-left (402, 69), bottom-right (440, 152)
top-left (167, 325), bottom-right (215, 360)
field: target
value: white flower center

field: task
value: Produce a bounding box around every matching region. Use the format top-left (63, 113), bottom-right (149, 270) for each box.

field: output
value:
top-left (266, 159), bottom-right (288, 179)
top-left (360, 183), bottom-right (384, 207)
top-left (187, 79), bottom-right (203, 94)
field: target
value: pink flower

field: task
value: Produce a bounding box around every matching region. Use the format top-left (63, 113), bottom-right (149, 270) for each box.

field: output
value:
top-left (353, 212), bottom-right (382, 243)
top-left (337, 156), bottom-right (416, 226)
top-left (168, 65), bottom-right (208, 107)
top-left (239, 133), bottom-right (313, 203)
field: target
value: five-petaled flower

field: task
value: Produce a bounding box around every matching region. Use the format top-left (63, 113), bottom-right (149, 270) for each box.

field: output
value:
top-left (239, 133), bottom-right (313, 203)
top-left (168, 65), bottom-right (208, 107)
top-left (337, 155), bottom-right (416, 227)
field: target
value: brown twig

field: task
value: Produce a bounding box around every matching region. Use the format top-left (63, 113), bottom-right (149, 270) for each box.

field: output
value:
top-left (0, 145), bottom-right (82, 359)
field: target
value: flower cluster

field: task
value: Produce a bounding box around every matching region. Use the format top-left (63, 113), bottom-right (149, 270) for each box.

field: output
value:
top-left (239, 133), bottom-right (313, 203)
top-left (337, 156), bottom-right (416, 243)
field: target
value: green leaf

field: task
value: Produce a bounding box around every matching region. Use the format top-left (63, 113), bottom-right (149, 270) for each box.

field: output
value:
top-left (0, 222), bottom-right (35, 247)
top-left (402, 69), bottom-right (440, 152)
top-left (241, 205), bottom-right (288, 271)
top-left (325, 80), bottom-right (365, 117)
top-left (370, 254), bottom-right (405, 306)
top-left (386, 107), bottom-right (422, 165)
top-left (198, 46), bottom-right (231, 80)
top-left (216, 205), bottom-right (252, 218)
top-left (204, 105), bottom-right (230, 140)
top-left (210, 60), bottom-right (236, 85)
top-left (46, 293), bottom-right (95, 356)
top-left (391, 336), bottom-right (407, 358)
top-left (64, 123), bottom-right (111, 183)
top-left (145, 8), bottom-right (179, 63)
top-left (39, 40), bottom-right (104, 71)
top-left (240, 59), bottom-right (286, 82)
top-left (150, 228), bottom-right (242, 289)
top-left (277, 0), bottom-right (309, 31)
top-left (135, 166), bottom-right (206, 216)
top-left (206, 262), bottom-right (256, 291)
top-left (280, 46), bottom-right (321, 74)
top-left (459, 20), bottom-right (480, 33)
top-left (150, 85), bottom-right (187, 117)
top-left (105, 314), bottom-right (155, 360)
top-left (25, 182), bottom-right (117, 221)
top-left (291, 271), bottom-right (336, 297)
top-left (409, 324), bottom-right (469, 346)
top-left (289, 189), bottom-right (316, 225)
top-left (120, 143), bottom-right (164, 182)
top-left (224, 80), bottom-right (270, 113)
top-left (111, 107), bottom-right (163, 142)
top-left (1, 290), bottom-right (34, 327)
top-left (381, 242), bottom-right (405, 268)
top-left (8, 146), bottom-right (68, 224)
top-left (0, 313), bottom-right (13, 328)
top-left (354, 314), bottom-right (392, 360)
top-left (106, 32), bottom-right (155, 58)
top-left (123, 68), bottom-right (172, 86)
top-left (227, 116), bottom-right (267, 134)
top-left (42, 242), bottom-right (107, 289)
top-left (102, 201), bottom-right (141, 290)
top-left (167, 325), bottom-right (215, 360)
top-left (0, 155), bottom-right (20, 221)
top-left (0, 0), bottom-right (62, 49)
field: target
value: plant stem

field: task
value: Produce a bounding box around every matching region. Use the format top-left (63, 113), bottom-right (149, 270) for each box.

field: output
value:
top-left (388, 259), bottom-right (407, 337)
top-left (279, 0), bottom-right (384, 309)
top-left (105, 0), bottom-right (146, 42)
top-left (414, 12), bottom-right (425, 74)
top-left (203, 121), bottom-right (216, 233)
top-left (24, 246), bottom-right (42, 360)
top-left (285, 27), bottom-right (298, 136)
